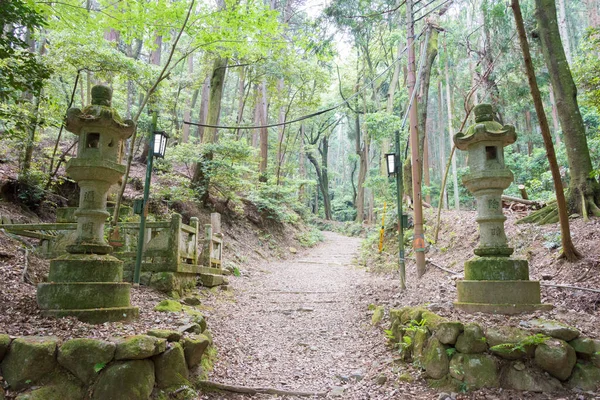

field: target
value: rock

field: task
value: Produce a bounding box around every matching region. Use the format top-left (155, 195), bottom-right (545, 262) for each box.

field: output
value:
top-left (92, 360), bottom-right (154, 400)
top-left (413, 327), bottom-right (429, 363)
top-left (329, 386), bottom-right (345, 397)
top-left (147, 329), bottom-right (182, 342)
top-left (421, 310), bottom-right (447, 330)
top-left (566, 362), bottom-right (600, 391)
top-left (182, 334), bottom-right (210, 368)
top-left (501, 362), bottom-right (562, 392)
top-left (371, 306), bottom-right (384, 325)
top-left (398, 373), bottom-right (414, 382)
top-left (0, 334), bottom-right (11, 361)
top-left (455, 323), bottom-right (487, 354)
top-left (423, 338), bottom-right (449, 379)
top-left (179, 323), bottom-right (203, 335)
top-left (525, 319), bottom-right (580, 341)
top-left (535, 338), bottom-right (577, 381)
top-left (438, 392), bottom-right (450, 400)
top-left (486, 326), bottom-right (531, 360)
top-left (569, 337), bottom-right (600, 356)
top-left (436, 322), bottom-right (464, 345)
top-left (449, 353), bottom-right (499, 389)
top-left (1, 336), bottom-right (59, 390)
top-left (57, 338), bottom-right (115, 384)
top-left (153, 342), bottom-right (189, 388)
top-left (376, 374), bottom-right (387, 385)
top-left (182, 297), bottom-right (201, 306)
top-left (15, 369), bottom-right (85, 400)
top-left (289, 247), bottom-right (297, 254)
top-left (154, 299), bottom-right (183, 312)
top-left (350, 370), bottom-right (364, 381)
top-left (114, 335), bottom-right (166, 360)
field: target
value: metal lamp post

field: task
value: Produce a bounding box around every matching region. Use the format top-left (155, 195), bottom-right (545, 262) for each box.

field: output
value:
top-left (133, 111), bottom-right (169, 286)
top-left (385, 129), bottom-right (406, 290)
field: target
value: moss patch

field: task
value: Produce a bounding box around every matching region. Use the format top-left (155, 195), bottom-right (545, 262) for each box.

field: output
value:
top-left (154, 299), bottom-right (183, 312)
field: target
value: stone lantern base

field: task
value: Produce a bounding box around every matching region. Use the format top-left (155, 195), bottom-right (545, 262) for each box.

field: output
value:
top-left (454, 256), bottom-right (553, 315)
top-left (37, 253), bottom-right (139, 323)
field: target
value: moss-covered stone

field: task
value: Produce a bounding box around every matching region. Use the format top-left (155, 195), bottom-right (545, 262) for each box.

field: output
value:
top-left (114, 335), bottom-right (166, 360)
top-left (527, 319), bottom-right (580, 341)
top-left (0, 334), bottom-right (11, 361)
top-left (486, 326), bottom-right (532, 359)
top-left (448, 353), bottom-right (499, 389)
top-left (435, 322), bottom-right (464, 345)
top-left (500, 362), bottom-right (562, 392)
top-left (153, 342), bottom-right (189, 388)
top-left (569, 337), bottom-right (600, 356)
top-left (92, 360), bottom-right (154, 400)
top-left (154, 299), bottom-right (183, 312)
top-left (421, 310), bottom-right (447, 330)
top-left (371, 306), bottom-right (384, 325)
top-left (426, 375), bottom-right (463, 392)
top-left (57, 338), bottom-right (115, 384)
top-left (534, 338), bottom-right (576, 381)
top-left (412, 328), bottom-right (429, 365)
top-left (147, 329), bottom-right (182, 342)
top-left (37, 282), bottom-right (132, 309)
top-left (15, 368), bottom-right (85, 400)
top-left (455, 323), bottom-right (487, 354)
top-left (423, 338), bottom-right (449, 379)
top-left (1, 336), bottom-right (59, 390)
top-left (464, 257), bottom-right (529, 280)
top-left (566, 362), bottom-right (600, 391)
top-left (183, 334), bottom-right (210, 368)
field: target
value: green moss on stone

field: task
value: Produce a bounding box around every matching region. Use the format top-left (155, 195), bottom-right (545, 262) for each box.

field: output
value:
top-left (114, 335), bottom-right (166, 360)
top-left (92, 360), bottom-right (155, 400)
top-left (154, 299), bottom-right (183, 312)
top-left (153, 342), bottom-right (189, 389)
top-left (57, 338), bottom-right (115, 384)
top-left (0, 334), bottom-right (11, 361)
top-left (1, 336), bottom-right (59, 390)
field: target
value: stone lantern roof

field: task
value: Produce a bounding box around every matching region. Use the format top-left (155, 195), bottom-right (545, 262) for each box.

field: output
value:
top-left (454, 104), bottom-right (517, 151)
top-left (65, 85), bottom-right (135, 139)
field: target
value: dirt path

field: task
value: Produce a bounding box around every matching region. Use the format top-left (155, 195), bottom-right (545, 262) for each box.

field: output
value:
top-left (199, 231), bottom-right (432, 399)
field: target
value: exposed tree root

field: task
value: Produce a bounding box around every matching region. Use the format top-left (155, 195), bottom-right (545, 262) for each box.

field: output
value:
top-left (517, 200), bottom-right (557, 225)
top-left (540, 283), bottom-right (600, 294)
top-left (198, 381), bottom-right (327, 397)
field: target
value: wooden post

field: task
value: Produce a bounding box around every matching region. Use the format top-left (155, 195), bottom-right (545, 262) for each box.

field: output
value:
top-left (518, 184), bottom-right (529, 200)
top-left (190, 217), bottom-right (199, 264)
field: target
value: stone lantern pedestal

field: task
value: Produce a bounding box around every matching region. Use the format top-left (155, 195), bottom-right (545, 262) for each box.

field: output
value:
top-left (453, 104), bottom-right (552, 314)
top-left (37, 85), bottom-right (139, 323)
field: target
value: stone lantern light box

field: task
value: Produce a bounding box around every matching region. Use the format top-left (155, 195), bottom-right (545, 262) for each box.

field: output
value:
top-left (452, 104), bottom-right (552, 314)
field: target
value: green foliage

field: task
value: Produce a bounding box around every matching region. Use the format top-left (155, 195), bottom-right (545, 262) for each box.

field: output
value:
top-left (446, 347), bottom-right (456, 357)
top-left (489, 333), bottom-right (550, 354)
top-left (296, 228), bottom-right (324, 247)
top-left (93, 362), bottom-right (106, 373)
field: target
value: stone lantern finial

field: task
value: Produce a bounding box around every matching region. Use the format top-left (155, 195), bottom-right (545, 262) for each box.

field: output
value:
top-left (452, 103), bottom-right (552, 315)
top-left (91, 85), bottom-right (112, 106)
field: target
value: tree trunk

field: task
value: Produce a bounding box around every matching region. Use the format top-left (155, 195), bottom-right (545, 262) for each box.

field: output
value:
top-left (192, 57), bottom-right (228, 203)
top-left (235, 67), bottom-right (246, 139)
top-left (298, 126), bottom-right (306, 203)
top-left (417, 25), bottom-right (439, 173)
top-left (355, 113), bottom-right (367, 223)
top-left (444, 37), bottom-right (460, 210)
top-left (511, 0), bottom-right (581, 261)
top-left (21, 93), bottom-right (41, 175)
top-left (258, 81), bottom-right (268, 181)
top-left (556, 0), bottom-right (572, 64)
top-left (535, 0), bottom-right (600, 217)
top-left (438, 80), bottom-right (448, 209)
top-left (197, 76), bottom-right (211, 141)
top-left (548, 85), bottom-right (561, 144)
top-left (182, 56), bottom-right (195, 143)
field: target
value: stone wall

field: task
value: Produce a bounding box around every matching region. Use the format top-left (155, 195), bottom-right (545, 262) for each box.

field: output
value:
top-left (388, 306), bottom-right (600, 394)
top-left (0, 323), bottom-right (213, 400)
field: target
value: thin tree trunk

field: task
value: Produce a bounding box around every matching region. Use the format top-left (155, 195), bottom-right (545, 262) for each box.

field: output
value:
top-left (182, 56), bottom-right (195, 143)
top-left (258, 81), bottom-right (268, 180)
top-left (438, 80), bottom-right (448, 209)
top-left (556, 0), bottom-right (572, 64)
top-left (548, 85), bottom-right (561, 144)
top-left (444, 37), bottom-right (460, 210)
top-left (535, 0), bottom-right (600, 217)
top-left (511, 0), bottom-right (581, 261)
top-left (298, 126), bottom-right (306, 203)
top-left (234, 67), bottom-right (246, 139)
top-left (197, 76), bottom-right (211, 141)
top-left (21, 93), bottom-right (41, 175)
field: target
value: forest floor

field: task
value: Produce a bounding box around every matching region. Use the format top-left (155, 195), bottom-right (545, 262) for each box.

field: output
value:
top-left (199, 222), bottom-right (599, 400)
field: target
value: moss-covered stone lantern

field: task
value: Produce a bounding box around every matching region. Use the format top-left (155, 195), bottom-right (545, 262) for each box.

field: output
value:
top-left (37, 85), bottom-right (139, 323)
top-left (453, 104), bottom-right (552, 314)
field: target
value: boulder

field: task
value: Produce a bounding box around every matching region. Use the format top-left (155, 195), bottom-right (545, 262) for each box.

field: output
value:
top-left (57, 338), bottom-right (115, 384)
top-left (436, 322), bottom-right (464, 345)
top-left (114, 335), bottom-right (166, 360)
top-left (423, 338), bottom-right (449, 379)
top-left (154, 299), bottom-right (183, 312)
top-left (455, 323), bottom-right (487, 354)
top-left (92, 360), bottom-right (154, 400)
top-left (525, 319), bottom-right (580, 341)
top-left (486, 326), bottom-right (531, 360)
top-left (534, 338), bottom-right (576, 381)
top-left (449, 353), bottom-right (499, 389)
top-left (1, 336), bottom-right (59, 390)
top-left (0, 334), bottom-right (11, 361)
top-left (182, 297), bottom-right (201, 306)
top-left (569, 337), bottom-right (600, 366)
top-left (413, 328), bottom-right (429, 364)
top-left (15, 369), bottom-right (85, 400)
top-left (500, 362), bottom-right (562, 392)
top-left (153, 342), bottom-right (189, 388)
top-left (147, 329), bottom-right (182, 342)
top-left (183, 334), bottom-right (210, 368)
top-left (566, 362), bottom-right (600, 392)
top-left (421, 311), bottom-right (447, 331)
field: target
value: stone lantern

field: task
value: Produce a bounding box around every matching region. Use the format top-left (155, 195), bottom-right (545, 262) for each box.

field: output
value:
top-left (453, 104), bottom-right (552, 314)
top-left (37, 85), bottom-right (139, 323)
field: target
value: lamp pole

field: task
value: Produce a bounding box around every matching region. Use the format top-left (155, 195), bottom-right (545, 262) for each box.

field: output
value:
top-left (394, 130), bottom-right (406, 290)
top-left (133, 110), bottom-right (158, 286)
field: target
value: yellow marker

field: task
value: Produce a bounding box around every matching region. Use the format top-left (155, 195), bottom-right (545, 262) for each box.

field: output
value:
top-left (379, 202), bottom-right (386, 253)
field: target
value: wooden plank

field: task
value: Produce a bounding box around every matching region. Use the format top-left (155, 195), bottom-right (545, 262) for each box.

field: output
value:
top-left (2, 223), bottom-right (77, 231)
top-left (180, 224), bottom-right (196, 234)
